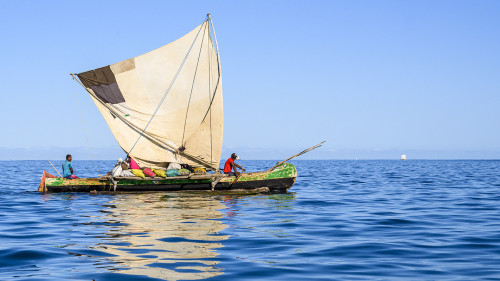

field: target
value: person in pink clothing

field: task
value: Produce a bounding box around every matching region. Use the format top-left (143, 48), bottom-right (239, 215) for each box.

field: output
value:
top-left (126, 156), bottom-right (140, 170)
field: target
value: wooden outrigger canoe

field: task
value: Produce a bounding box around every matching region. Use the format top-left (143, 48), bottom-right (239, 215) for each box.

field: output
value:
top-left (38, 163), bottom-right (296, 193)
top-left (38, 16), bottom-right (324, 194)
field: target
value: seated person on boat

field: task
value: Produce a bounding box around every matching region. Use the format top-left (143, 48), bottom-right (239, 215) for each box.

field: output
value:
top-left (62, 154), bottom-right (79, 179)
top-left (126, 156), bottom-right (141, 170)
top-left (224, 153), bottom-right (245, 176)
top-left (125, 156), bottom-right (144, 178)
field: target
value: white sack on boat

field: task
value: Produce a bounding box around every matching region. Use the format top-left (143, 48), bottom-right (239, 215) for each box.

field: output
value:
top-left (120, 170), bottom-right (135, 177)
top-left (167, 162), bottom-right (182, 170)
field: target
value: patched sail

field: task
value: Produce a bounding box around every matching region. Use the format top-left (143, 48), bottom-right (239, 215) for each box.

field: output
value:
top-left (76, 19), bottom-right (223, 169)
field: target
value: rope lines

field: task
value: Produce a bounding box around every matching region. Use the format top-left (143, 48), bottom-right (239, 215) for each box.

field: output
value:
top-left (197, 15), bottom-right (222, 126)
top-left (72, 76), bottom-right (102, 175)
top-left (181, 23), bottom-right (207, 147)
top-left (73, 74), bottom-right (215, 167)
top-left (71, 14), bottom-right (222, 169)
top-left (71, 75), bottom-right (179, 155)
top-left (124, 17), bottom-right (207, 160)
top-left (208, 25), bottom-right (213, 167)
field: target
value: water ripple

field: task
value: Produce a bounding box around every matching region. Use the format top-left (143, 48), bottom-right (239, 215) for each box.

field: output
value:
top-left (0, 160), bottom-right (500, 280)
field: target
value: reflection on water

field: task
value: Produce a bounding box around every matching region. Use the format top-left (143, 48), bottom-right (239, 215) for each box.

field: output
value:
top-left (98, 193), bottom-right (229, 280)
top-left (6, 160), bottom-right (500, 280)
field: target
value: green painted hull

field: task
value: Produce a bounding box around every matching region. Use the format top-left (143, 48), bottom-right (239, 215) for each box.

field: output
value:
top-left (39, 163), bottom-right (297, 193)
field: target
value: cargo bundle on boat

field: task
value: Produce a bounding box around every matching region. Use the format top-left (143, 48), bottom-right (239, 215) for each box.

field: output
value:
top-left (38, 15), bottom-right (322, 193)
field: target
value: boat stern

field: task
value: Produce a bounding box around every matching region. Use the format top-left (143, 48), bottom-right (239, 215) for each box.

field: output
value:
top-left (38, 170), bottom-right (57, 193)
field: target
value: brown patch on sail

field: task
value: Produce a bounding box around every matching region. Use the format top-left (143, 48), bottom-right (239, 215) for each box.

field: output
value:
top-left (77, 66), bottom-right (125, 104)
top-left (111, 58), bottom-right (136, 74)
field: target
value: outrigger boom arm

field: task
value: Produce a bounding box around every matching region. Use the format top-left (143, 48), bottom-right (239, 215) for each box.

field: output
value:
top-left (266, 141), bottom-right (326, 172)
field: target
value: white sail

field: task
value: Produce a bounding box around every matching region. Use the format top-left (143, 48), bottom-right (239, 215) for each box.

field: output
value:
top-left (76, 18), bottom-right (223, 169)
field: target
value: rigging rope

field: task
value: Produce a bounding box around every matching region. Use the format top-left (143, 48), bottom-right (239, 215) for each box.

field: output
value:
top-left (181, 15), bottom-right (220, 167)
top-left (198, 14), bottom-right (223, 125)
top-left (72, 76), bottom-right (102, 175)
top-left (124, 17), bottom-right (208, 160)
top-left (71, 75), bottom-right (180, 155)
top-left (181, 23), bottom-right (207, 147)
top-left (71, 15), bottom-right (219, 169)
top-left (73, 74), bottom-right (214, 167)
top-left (208, 28), bottom-right (213, 167)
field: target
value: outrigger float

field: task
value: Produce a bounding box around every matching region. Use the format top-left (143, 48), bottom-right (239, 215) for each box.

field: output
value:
top-left (38, 14), bottom-right (323, 193)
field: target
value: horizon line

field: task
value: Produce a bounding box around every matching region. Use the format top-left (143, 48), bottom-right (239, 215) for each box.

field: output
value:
top-left (1, 159), bottom-right (499, 161)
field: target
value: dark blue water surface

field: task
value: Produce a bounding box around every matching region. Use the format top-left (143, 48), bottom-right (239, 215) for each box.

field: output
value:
top-left (1, 160), bottom-right (500, 280)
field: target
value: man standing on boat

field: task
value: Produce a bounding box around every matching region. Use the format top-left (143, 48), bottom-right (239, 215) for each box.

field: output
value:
top-left (62, 154), bottom-right (79, 179)
top-left (224, 153), bottom-right (245, 176)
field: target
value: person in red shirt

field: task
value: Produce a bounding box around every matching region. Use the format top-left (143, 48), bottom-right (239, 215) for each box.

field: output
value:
top-left (223, 153), bottom-right (246, 176)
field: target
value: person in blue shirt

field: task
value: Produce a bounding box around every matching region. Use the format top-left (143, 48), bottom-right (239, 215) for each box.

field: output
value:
top-left (62, 154), bottom-right (79, 179)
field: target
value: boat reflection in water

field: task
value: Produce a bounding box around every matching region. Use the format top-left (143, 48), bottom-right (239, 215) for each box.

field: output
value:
top-left (98, 193), bottom-right (228, 280)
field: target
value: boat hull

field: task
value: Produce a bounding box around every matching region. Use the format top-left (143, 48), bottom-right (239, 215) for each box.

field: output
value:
top-left (39, 163), bottom-right (297, 193)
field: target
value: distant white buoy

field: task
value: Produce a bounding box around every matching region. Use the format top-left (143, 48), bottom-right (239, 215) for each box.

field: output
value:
top-left (401, 154), bottom-right (407, 160)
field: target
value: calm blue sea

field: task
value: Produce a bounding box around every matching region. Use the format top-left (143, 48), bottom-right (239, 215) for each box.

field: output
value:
top-left (1, 160), bottom-right (499, 280)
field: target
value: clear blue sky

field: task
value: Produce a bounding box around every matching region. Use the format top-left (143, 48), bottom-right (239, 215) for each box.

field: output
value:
top-left (0, 0), bottom-right (499, 160)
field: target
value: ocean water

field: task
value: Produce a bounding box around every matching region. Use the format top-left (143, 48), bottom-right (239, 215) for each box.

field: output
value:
top-left (1, 160), bottom-right (500, 280)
